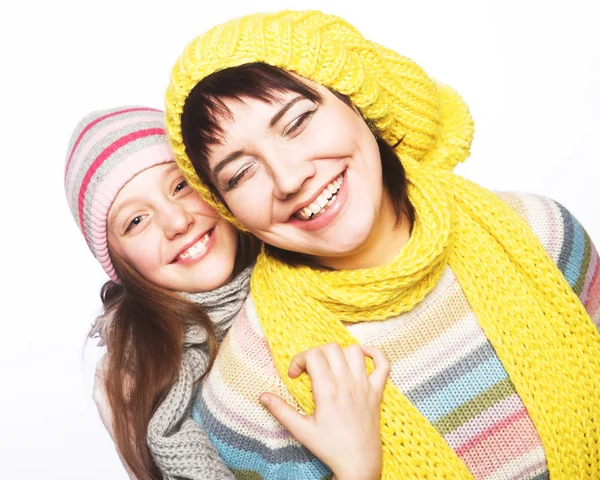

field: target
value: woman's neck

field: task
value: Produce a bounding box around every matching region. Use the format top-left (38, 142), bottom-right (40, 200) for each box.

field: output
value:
top-left (316, 193), bottom-right (412, 271)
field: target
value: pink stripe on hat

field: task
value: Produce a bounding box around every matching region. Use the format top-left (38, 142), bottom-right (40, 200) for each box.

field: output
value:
top-left (77, 127), bottom-right (165, 244)
top-left (64, 106), bottom-right (175, 281)
top-left (64, 107), bottom-right (159, 184)
top-left (65, 113), bottom-right (165, 201)
top-left (86, 143), bottom-right (175, 280)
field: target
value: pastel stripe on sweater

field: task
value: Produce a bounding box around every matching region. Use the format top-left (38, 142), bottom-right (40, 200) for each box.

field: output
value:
top-left (192, 306), bottom-right (332, 479)
top-left (500, 193), bottom-right (599, 323)
top-left (194, 193), bottom-right (598, 479)
top-left (359, 264), bottom-right (548, 480)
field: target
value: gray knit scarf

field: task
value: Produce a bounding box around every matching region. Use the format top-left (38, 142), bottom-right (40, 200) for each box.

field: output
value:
top-left (93, 267), bottom-right (252, 479)
top-left (148, 267), bottom-right (252, 479)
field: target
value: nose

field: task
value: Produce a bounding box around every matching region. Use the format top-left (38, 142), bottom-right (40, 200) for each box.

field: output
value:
top-left (269, 149), bottom-right (316, 200)
top-left (160, 202), bottom-right (194, 239)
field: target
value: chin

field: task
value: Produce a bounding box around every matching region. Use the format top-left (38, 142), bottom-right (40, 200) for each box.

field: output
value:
top-left (179, 275), bottom-right (227, 293)
top-left (181, 259), bottom-right (236, 293)
top-left (303, 234), bottom-right (369, 259)
top-left (330, 221), bottom-right (373, 252)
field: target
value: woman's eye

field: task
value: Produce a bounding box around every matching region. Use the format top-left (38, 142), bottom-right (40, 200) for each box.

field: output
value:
top-left (227, 164), bottom-right (254, 191)
top-left (285, 111), bottom-right (313, 136)
top-left (125, 215), bottom-right (144, 233)
top-left (174, 180), bottom-right (188, 194)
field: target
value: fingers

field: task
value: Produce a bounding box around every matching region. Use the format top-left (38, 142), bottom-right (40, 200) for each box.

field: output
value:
top-left (344, 344), bottom-right (369, 382)
top-left (259, 392), bottom-right (311, 444)
top-left (321, 343), bottom-right (351, 378)
top-left (288, 347), bottom-right (331, 379)
top-left (288, 343), bottom-right (390, 400)
top-left (289, 343), bottom-right (349, 379)
top-left (361, 345), bottom-right (391, 393)
top-left (288, 347), bottom-right (337, 403)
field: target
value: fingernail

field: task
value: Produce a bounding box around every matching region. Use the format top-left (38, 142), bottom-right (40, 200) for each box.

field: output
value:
top-left (259, 395), bottom-right (270, 406)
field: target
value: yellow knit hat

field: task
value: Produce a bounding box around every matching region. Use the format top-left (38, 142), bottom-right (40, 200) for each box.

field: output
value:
top-left (165, 10), bottom-right (475, 226)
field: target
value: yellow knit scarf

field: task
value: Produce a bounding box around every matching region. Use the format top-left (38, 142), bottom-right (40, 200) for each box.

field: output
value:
top-left (164, 10), bottom-right (600, 478)
top-left (250, 157), bottom-right (600, 479)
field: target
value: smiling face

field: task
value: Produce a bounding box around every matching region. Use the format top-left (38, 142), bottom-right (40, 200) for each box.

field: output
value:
top-left (205, 82), bottom-right (402, 269)
top-left (107, 163), bottom-right (238, 292)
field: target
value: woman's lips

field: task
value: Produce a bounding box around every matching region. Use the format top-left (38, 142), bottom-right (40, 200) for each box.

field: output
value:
top-left (288, 170), bottom-right (348, 231)
top-left (295, 173), bottom-right (344, 220)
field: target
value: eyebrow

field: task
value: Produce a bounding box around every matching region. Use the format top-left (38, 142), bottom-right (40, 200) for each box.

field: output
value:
top-left (212, 96), bottom-right (305, 180)
top-left (109, 197), bottom-right (136, 230)
top-left (269, 95), bottom-right (304, 127)
top-left (162, 163), bottom-right (179, 178)
top-left (109, 164), bottom-right (179, 227)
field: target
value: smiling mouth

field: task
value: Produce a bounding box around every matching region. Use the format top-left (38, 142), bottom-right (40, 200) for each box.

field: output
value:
top-left (295, 173), bottom-right (344, 221)
top-left (175, 229), bottom-right (213, 262)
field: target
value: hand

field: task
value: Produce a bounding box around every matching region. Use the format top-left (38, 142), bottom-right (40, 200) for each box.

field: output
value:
top-left (259, 343), bottom-right (390, 480)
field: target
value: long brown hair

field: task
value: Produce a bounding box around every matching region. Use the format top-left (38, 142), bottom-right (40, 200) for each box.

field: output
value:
top-left (97, 232), bottom-right (258, 479)
top-left (180, 63), bottom-right (414, 264)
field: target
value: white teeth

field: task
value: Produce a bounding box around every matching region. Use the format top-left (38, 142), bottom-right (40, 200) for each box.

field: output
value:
top-left (296, 173), bottom-right (344, 220)
top-left (179, 232), bottom-right (210, 260)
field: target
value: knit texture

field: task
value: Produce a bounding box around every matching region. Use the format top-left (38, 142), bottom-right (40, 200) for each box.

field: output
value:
top-left (93, 267), bottom-right (252, 479)
top-left (147, 267), bottom-right (252, 479)
top-left (165, 10), bottom-right (474, 230)
top-left (193, 193), bottom-right (600, 480)
top-left (250, 160), bottom-right (600, 479)
top-left (165, 10), bottom-right (600, 478)
top-left (64, 106), bottom-right (174, 280)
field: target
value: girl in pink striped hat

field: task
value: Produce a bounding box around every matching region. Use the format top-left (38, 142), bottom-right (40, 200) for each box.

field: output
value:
top-left (64, 106), bottom-right (390, 480)
top-left (64, 105), bottom-right (257, 479)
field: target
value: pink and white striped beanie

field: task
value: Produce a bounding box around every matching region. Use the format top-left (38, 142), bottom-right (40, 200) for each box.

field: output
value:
top-left (64, 106), bottom-right (175, 281)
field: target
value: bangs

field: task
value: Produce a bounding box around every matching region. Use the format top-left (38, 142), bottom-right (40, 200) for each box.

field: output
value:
top-left (181, 63), bottom-right (323, 189)
top-left (181, 62), bottom-right (412, 269)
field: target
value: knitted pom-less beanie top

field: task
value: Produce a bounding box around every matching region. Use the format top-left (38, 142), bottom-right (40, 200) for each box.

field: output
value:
top-left (166, 10), bottom-right (600, 479)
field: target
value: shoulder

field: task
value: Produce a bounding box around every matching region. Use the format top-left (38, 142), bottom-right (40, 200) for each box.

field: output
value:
top-left (495, 191), bottom-right (599, 324)
top-left (494, 191), bottom-right (572, 264)
top-left (220, 293), bottom-right (304, 407)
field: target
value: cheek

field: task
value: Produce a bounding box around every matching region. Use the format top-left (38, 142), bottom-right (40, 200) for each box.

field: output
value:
top-left (123, 237), bottom-right (162, 276)
top-left (226, 184), bottom-right (273, 230)
top-left (187, 194), bottom-right (220, 216)
top-left (230, 198), bottom-right (270, 230)
top-left (218, 221), bottom-right (239, 251)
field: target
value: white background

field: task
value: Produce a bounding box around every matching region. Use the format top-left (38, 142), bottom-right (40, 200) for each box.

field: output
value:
top-left (1, 0), bottom-right (598, 478)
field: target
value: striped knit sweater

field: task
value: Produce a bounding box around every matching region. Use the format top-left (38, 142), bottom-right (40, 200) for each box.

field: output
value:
top-left (191, 193), bottom-right (600, 480)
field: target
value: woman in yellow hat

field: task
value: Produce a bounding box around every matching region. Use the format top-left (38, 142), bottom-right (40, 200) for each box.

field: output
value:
top-left (165, 10), bottom-right (600, 480)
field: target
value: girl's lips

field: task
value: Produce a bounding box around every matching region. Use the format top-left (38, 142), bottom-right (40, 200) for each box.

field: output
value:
top-left (174, 228), bottom-right (216, 265)
top-left (288, 170), bottom-right (348, 231)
